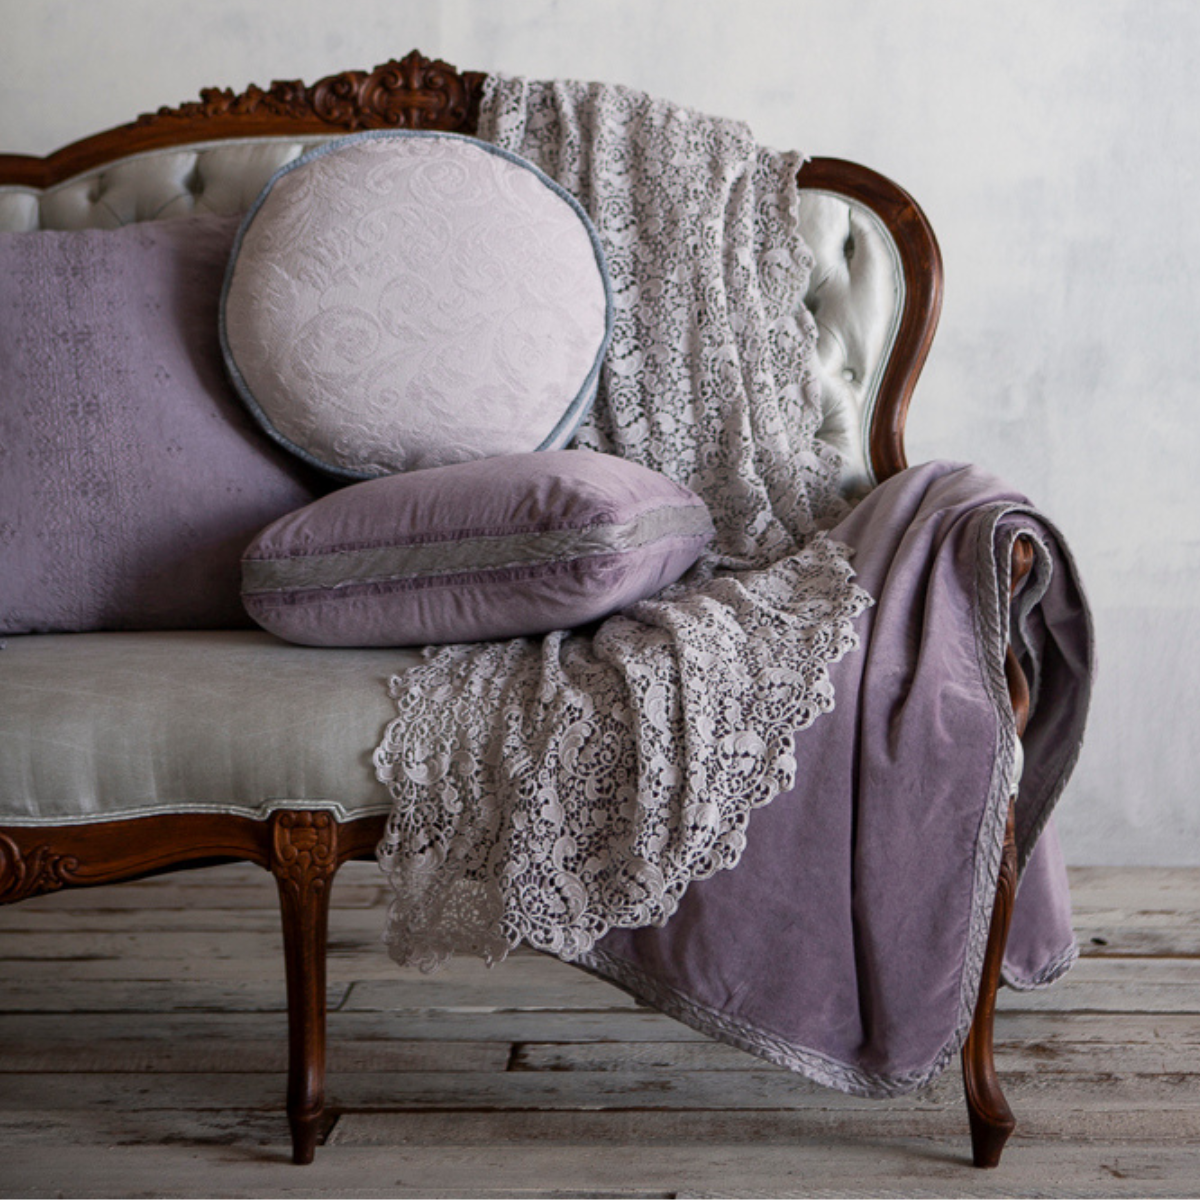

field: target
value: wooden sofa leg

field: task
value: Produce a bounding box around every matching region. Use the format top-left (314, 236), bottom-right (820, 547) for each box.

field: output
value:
top-left (270, 811), bottom-right (338, 1165)
top-left (961, 798), bottom-right (1018, 1167)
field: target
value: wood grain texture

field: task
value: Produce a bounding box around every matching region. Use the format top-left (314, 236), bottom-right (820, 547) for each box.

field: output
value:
top-left (2, 863), bottom-right (1198, 1198)
top-left (3, 1066), bottom-right (1197, 1116)
top-left (961, 801), bottom-right (1019, 1166)
top-left (3, 1140), bottom-right (1199, 1199)
top-left (270, 810), bottom-right (339, 1163)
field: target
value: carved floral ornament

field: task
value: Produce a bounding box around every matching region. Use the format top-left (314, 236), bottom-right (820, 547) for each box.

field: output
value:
top-left (135, 51), bottom-right (487, 133)
top-left (0, 833), bottom-right (82, 905)
top-left (271, 811), bottom-right (337, 900)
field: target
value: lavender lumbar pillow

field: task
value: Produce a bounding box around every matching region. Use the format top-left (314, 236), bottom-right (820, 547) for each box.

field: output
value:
top-left (241, 450), bottom-right (714, 647)
top-left (0, 214), bottom-right (326, 635)
top-left (221, 131), bottom-right (613, 480)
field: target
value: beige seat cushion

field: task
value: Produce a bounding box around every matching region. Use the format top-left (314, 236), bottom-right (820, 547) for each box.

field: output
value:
top-left (0, 631), bottom-right (421, 825)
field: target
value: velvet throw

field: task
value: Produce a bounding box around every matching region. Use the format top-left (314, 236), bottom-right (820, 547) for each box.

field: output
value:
top-left (373, 77), bottom-right (1093, 1094)
top-left (583, 461), bottom-right (1091, 1093)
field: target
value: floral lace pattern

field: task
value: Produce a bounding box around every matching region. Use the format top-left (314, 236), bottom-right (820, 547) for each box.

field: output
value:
top-left (375, 77), bottom-right (872, 970)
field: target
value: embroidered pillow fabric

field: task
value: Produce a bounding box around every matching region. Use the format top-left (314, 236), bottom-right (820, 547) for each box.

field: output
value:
top-left (0, 214), bottom-right (327, 634)
top-left (241, 450), bottom-right (714, 647)
top-left (221, 131), bottom-right (613, 480)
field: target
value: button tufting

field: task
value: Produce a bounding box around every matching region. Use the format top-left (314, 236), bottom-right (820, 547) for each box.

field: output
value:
top-left (841, 367), bottom-right (857, 383)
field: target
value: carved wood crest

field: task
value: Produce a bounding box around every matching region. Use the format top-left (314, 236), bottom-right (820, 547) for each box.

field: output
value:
top-left (136, 51), bottom-right (486, 134)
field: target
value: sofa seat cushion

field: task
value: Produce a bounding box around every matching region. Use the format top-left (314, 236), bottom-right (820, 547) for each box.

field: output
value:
top-left (0, 631), bottom-right (421, 825)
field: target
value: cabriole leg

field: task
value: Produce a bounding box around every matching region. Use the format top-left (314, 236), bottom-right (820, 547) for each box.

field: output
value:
top-left (961, 798), bottom-right (1018, 1167)
top-left (270, 811), bottom-right (338, 1165)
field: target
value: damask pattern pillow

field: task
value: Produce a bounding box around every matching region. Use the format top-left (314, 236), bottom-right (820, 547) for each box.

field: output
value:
top-left (0, 214), bottom-right (328, 634)
top-left (241, 450), bottom-right (715, 647)
top-left (221, 131), bottom-right (613, 479)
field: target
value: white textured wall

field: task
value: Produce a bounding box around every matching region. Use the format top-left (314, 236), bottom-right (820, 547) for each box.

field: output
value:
top-left (2, 0), bottom-right (1196, 864)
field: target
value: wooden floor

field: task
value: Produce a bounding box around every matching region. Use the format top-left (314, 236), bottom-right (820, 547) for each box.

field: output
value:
top-left (1, 864), bottom-right (1197, 1199)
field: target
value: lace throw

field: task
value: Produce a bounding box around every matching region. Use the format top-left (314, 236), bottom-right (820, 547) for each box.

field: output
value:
top-left (374, 77), bottom-right (872, 970)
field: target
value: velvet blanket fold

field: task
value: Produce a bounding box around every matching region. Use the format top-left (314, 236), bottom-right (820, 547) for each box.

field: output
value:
top-left (580, 460), bottom-right (1092, 1095)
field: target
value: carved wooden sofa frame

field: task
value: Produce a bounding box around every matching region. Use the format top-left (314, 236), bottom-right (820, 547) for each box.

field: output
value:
top-left (0, 52), bottom-right (1028, 1168)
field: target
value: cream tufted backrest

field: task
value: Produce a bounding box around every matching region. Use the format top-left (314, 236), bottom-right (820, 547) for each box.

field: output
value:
top-left (0, 135), bottom-right (916, 499)
top-left (798, 189), bottom-right (904, 497)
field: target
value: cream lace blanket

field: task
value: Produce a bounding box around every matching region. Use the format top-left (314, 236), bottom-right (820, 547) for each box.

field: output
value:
top-left (374, 76), bottom-right (871, 969)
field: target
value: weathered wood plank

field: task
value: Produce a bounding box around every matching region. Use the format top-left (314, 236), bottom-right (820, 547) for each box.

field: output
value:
top-left (0, 929), bottom-right (400, 983)
top-left (340, 960), bottom-right (643, 1013)
top-left (11, 934), bottom-right (1196, 1010)
top-left (1069, 866), bottom-right (1200, 958)
top-left (0, 925), bottom-right (385, 959)
top-left (0, 980), bottom-right (349, 1013)
top-left (0, 1032), bottom-right (508, 1074)
top-left (15, 867), bottom-right (1200, 957)
top-left (5, 1140), bottom-right (1200, 1199)
top-left (0, 904), bottom-right (388, 935)
top-left (341, 1005), bottom-right (695, 1042)
top-left (3, 861), bottom-right (1199, 1200)
top-left (997, 957), bottom-right (1200, 1012)
top-left (329, 1105), bottom-right (1200, 1147)
top-left (0, 932), bottom-right (620, 999)
top-left (6, 1006), bottom-right (1193, 1057)
top-left (0, 1108), bottom-right (290, 1148)
top-left (4, 954), bottom-right (1196, 1019)
top-left (993, 1010), bottom-right (1200, 1044)
top-left (346, 956), bottom-right (1200, 1016)
top-left (2, 1068), bottom-right (1196, 1114)
top-left (1073, 912), bottom-right (1200, 958)
top-left (5, 1103), bottom-right (1198, 1156)
top-left (0, 1006), bottom-right (707, 1053)
top-left (4, 1009), bottom-right (1194, 1078)
top-left (11, 899), bottom-right (1200, 960)
top-left (513, 1036), bottom-right (1200, 1079)
top-left (1067, 866), bottom-right (1200, 909)
top-left (0, 882), bottom-right (385, 914)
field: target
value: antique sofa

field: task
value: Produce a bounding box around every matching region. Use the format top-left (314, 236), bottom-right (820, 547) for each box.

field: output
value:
top-left (0, 52), bottom-right (1033, 1167)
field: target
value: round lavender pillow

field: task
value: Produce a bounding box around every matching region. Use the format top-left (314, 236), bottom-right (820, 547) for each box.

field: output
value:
top-left (220, 131), bottom-right (613, 480)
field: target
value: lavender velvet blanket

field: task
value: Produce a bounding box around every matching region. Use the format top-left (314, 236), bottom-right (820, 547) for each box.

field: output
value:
top-left (581, 460), bottom-right (1092, 1094)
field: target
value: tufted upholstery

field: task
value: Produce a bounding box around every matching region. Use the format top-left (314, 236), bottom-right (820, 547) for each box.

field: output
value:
top-left (0, 137), bottom-right (902, 496)
top-left (798, 189), bottom-right (903, 497)
top-left (0, 138), bottom-right (327, 230)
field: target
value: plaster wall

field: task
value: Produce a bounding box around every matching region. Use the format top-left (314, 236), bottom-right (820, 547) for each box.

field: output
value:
top-left (1, 0), bottom-right (1195, 864)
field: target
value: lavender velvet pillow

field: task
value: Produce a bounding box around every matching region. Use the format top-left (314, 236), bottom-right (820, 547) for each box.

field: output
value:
top-left (241, 450), bottom-right (714, 647)
top-left (221, 131), bottom-right (613, 480)
top-left (0, 214), bottom-right (327, 634)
